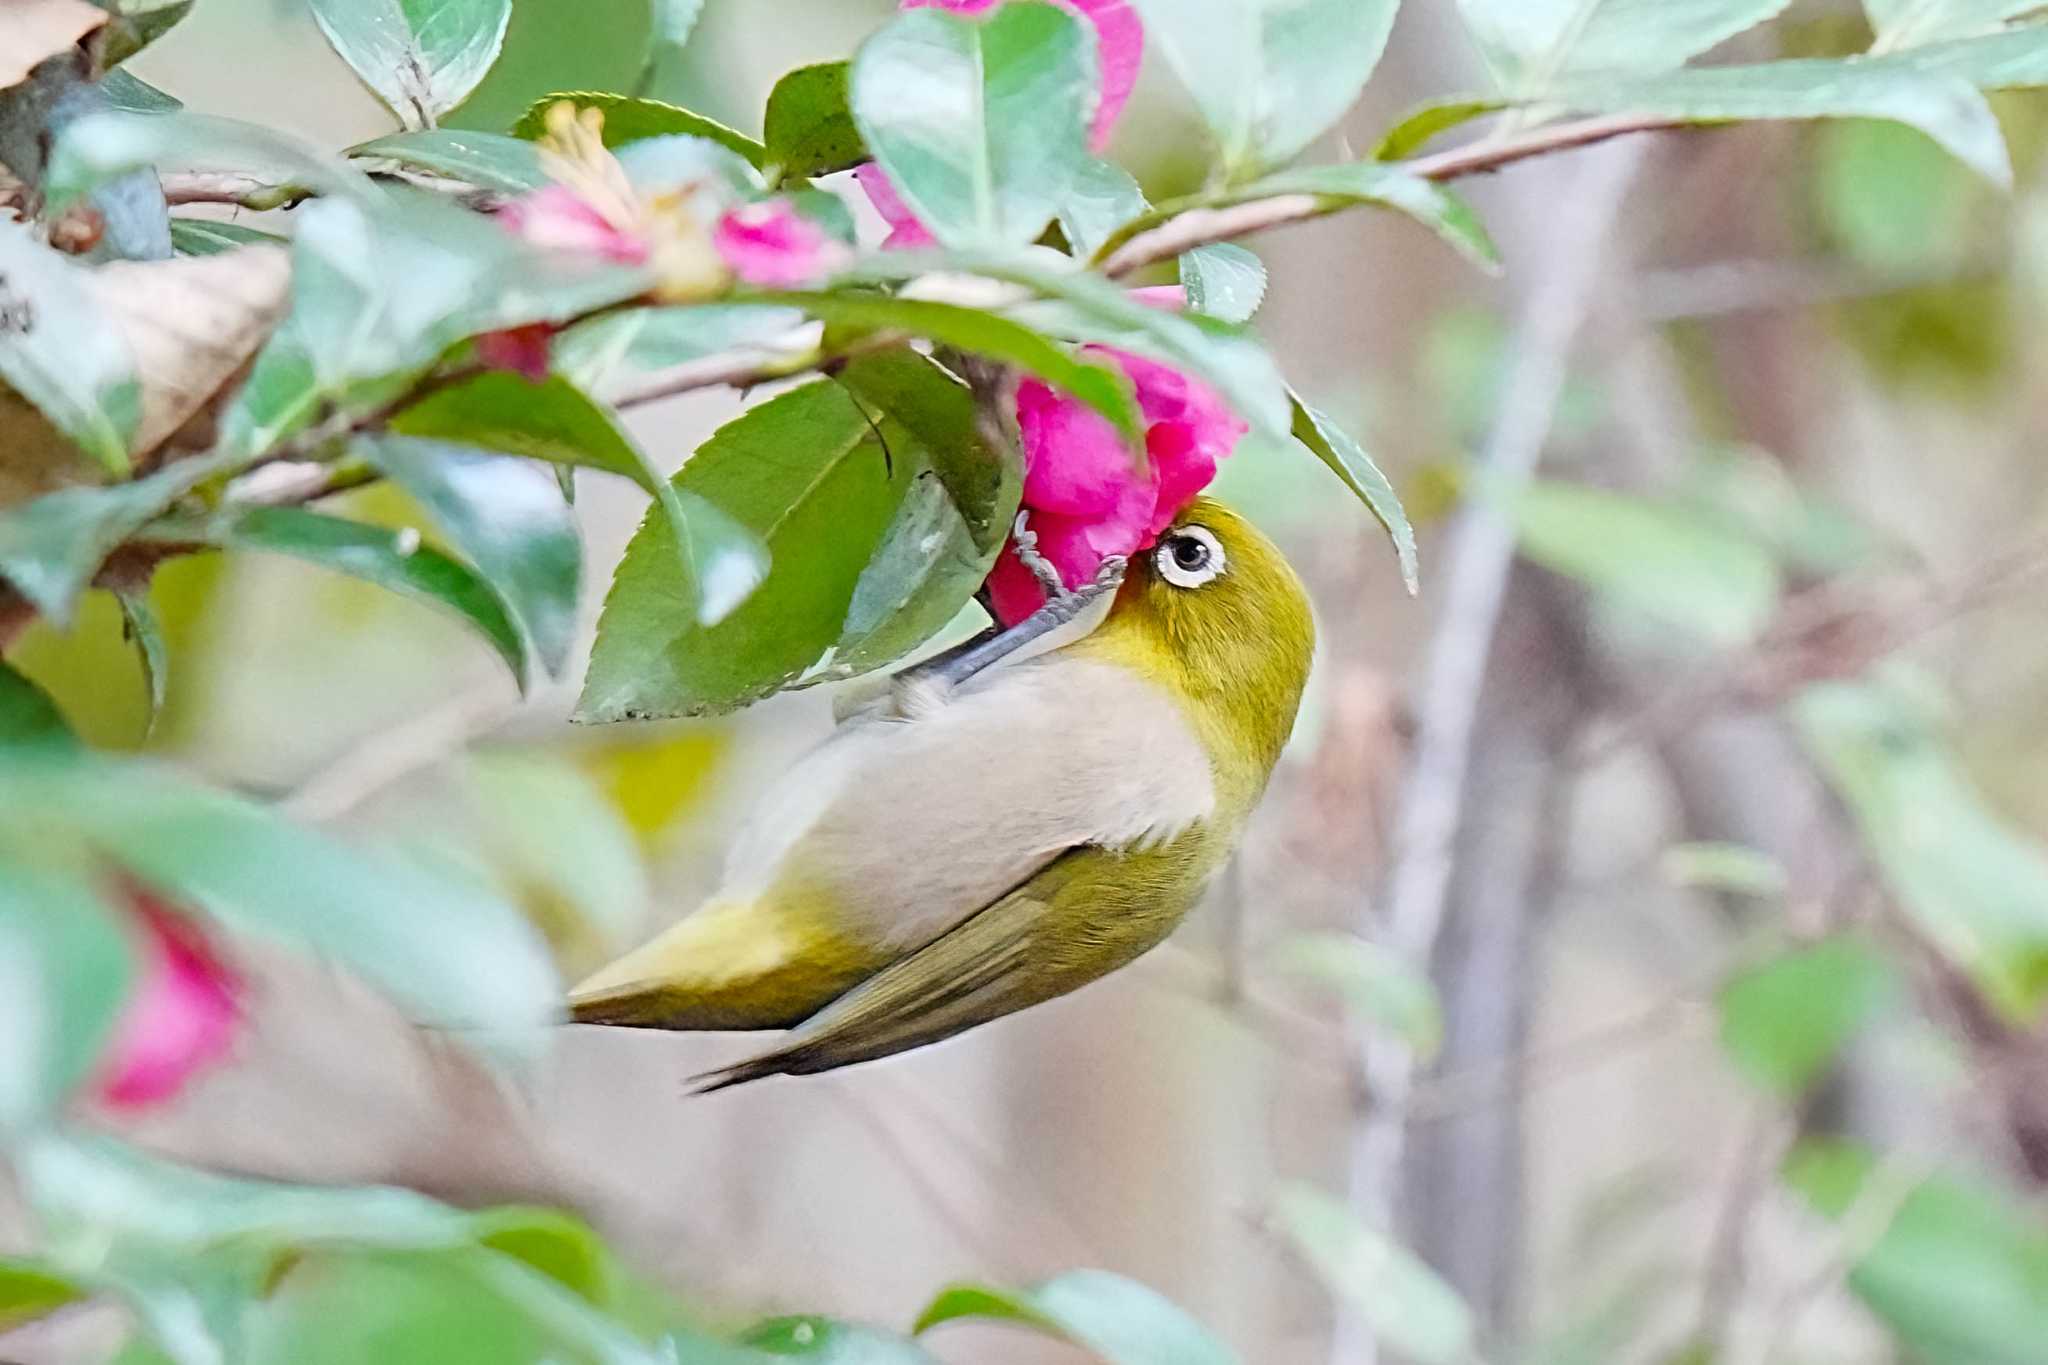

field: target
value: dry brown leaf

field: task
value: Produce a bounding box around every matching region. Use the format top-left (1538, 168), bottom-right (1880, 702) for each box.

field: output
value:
top-left (0, 0), bottom-right (105, 92)
top-left (89, 243), bottom-right (291, 460)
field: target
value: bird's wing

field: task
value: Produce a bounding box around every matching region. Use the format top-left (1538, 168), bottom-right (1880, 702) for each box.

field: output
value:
top-left (691, 854), bottom-right (1082, 1091)
top-left (719, 654), bottom-right (1216, 954)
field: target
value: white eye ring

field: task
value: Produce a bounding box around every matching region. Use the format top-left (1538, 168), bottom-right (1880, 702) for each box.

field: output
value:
top-left (1155, 526), bottom-right (1226, 588)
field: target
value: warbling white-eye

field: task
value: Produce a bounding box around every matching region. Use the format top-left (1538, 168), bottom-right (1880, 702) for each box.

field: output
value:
top-left (569, 496), bottom-right (1315, 1089)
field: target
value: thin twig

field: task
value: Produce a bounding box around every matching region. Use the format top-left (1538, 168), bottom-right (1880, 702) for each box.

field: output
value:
top-left (282, 685), bottom-right (517, 823)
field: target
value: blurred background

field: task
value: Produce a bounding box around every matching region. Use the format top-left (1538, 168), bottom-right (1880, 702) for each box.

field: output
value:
top-left (9, 1), bottom-right (2048, 1362)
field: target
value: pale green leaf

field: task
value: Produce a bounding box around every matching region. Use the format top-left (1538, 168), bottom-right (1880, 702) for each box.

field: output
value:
top-left (0, 221), bottom-right (140, 475)
top-left (916, 1271), bottom-right (1236, 1365)
top-left (1180, 243), bottom-right (1267, 324)
top-left (309, 0), bottom-right (512, 128)
top-left (349, 129), bottom-right (547, 191)
top-left (1718, 938), bottom-right (1898, 1092)
top-left (1267, 931), bottom-right (1443, 1056)
top-left (1457, 0), bottom-right (1793, 93)
top-left (0, 868), bottom-right (134, 1130)
top-left (1866, 0), bottom-right (2048, 50)
top-left (1292, 398), bottom-right (1418, 593)
top-left (1272, 1183), bottom-right (1475, 1365)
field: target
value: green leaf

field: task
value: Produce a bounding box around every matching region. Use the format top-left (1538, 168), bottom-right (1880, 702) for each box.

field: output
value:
top-left (745, 1316), bottom-right (942, 1361)
top-left (153, 505), bottom-right (527, 687)
top-left (0, 1258), bottom-right (84, 1332)
top-left (1129, 0), bottom-right (1401, 174)
top-left (349, 129), bottom-right (547, 191)
top-left (1272, 1183), bottom-right (1475, 1365)
top-left (851, 2), bottom-right (1097, 250)
top-left (364, 436), bottom-right (582, 683)
top-left (92, 0), bottom-right (195, 67)
top-left (1457, 0), bottom-right (1794, 93)
top-left (114, 585), bottom-right (167, 739)
top-left (772, 291), bottom-right (1140, 442)
top-left (390, 371), bottom-right (767, 626)
top-left (581, 359), bottom-right (987, 720)
top-left (1795, 678), bottom-right (2048, 1013)
top-left (468, 1206), bottom-right (618, 1307)
top-left (1547, 59), bottom-right (2013, 187)
top-left (1865, 0), bottom-right (2047, 50)
top-left (1718, 938), bottom-right (1897, 1093)
top-left (0, 868), bottom-right (135, 1130)
top-left (763, 62), bottom-right (865, 182)
top-left (100, 69), bottom-right (183, 116)
top-left (550, 304), bottom-right (810, 391)
top-left (45, 110), bottom-right (381, 215)
top-left (309, 0), bottom-right (512, 128)
top-left (916, 1271), bottom-right (1236, 1365)
top-left (0, 447), bottom-right (243, 624)
top-left (640, 0), bottom-right (708, 93)
top-left (0, 220), bottom-right (140, 476)
top-left (168, 219), bottom-right (286, 256)
top-left (1869, 24), bottom-right (2048, 87)
top-left (1505, 480), bottom-right (1782, 646)
top-left (1266, 931), bottom-right (1442, 1057)
top-left (1786, 1140), bottom-right (2048, 1365)
top-left (1180, 243), bottom-right (1267, 324)
top-left (1815, 119), bottom-right (1975, 273)
top-left (1659, 841), bottom-right (1788, 897)
top-left (0, 661), bottom-right (76, 750)
top-left (511, 91), bottom-right (766, 168)
top-left (1058, 157), bottom-right (1149, 259)
top-left (1291, 398), bottom-right (1418, 594)
top-left (1372, 98), bottom-right (1507, 160)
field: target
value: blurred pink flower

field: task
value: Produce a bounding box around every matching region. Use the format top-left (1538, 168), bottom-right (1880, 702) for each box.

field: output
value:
top-left (94, 891), bottom-right (239, 1112)
top-left (987, 345), bottom-right (1246, 625)
top-left (714, 200), bottom-right (849, 288)
top-left (1127, 284), bottom-right (1186, 310)
top-left (497, 184), bottom-right (649, 264)
top-left (854, 163), bottom-right (937, 251)
top-left (475, 323), bottom-right (556, 383)
top-left (862, 0), bottom-right (1144, 248)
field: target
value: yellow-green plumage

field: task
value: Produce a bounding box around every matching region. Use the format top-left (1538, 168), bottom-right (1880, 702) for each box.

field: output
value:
top-left (568, 497), bottom-right (1315, 1088)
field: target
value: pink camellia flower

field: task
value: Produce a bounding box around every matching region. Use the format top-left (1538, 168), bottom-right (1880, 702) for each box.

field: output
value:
top-left (861, 0), bottom-right (1144, 248)
top-left (986, 346), bottom-right (1247, 625)
top-left (713, 200), bottom-right (850, 288)
top-left (94, 890), bottom-right (240, 1111)
top-left (497, 184), bottom-right (650, 264)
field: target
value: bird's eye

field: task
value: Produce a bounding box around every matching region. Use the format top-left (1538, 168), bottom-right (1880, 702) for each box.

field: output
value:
top-left (1155, 526), bottom-right (1226, 588)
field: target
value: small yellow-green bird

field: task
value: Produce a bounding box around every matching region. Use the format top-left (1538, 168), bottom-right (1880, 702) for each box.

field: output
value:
top-left (568, 497), bottom-right (1315, 1089)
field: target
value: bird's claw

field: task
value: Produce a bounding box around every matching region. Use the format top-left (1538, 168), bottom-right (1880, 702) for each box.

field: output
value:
top-left (1012, 512), bottom-right (1066, 597)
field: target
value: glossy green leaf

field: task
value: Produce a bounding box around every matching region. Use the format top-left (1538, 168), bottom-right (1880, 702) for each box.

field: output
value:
top-left (0, 447), bottom-right (243, 624)
top-left (0, 221), bottom-right (140, 476)
top-left (365, 436), bottom-right (582, 682)
top-left (1866, 0), bottom-right (2047, 49)
top-left (1458, 0), bottom-right (1793, 93)
top-left (1787, 1140), bottom-right (2048, 1365)
top-left (168, 219), bottom-right (286, 256)
top-left (1372, 98), bottom-right (1507, 160)
top-left (349, 129), bottom-right (547, 191)
top-left (851, 3), bottom-right (1097, 249)
top-left (309, 0), bottom-right (512, 128)
top-left (0, 1258), bottom-right (84, 1332)
top-left (391, 371), bottom-right (766, 626)
top-left (746, 1317), bottom-right (942, 1362)
top-left (152, 505), bottom-right (526, 686)
top-left (551, 304), bottom-right (810, 391)
top-left (1718, 938), bottom-right (1898, 1094)
top-left (115, 586), bottom-right (167, 739)
top-left (582, 356), bottom-right (994, 720)
top-left (1130, 0), bottom-right (1400, 173)
top-left (1291, 399), bottom-right (1417, 594)
top-left (0, 868), bottom-right (134, 1130)
top-left (1548, 60), bottom-right (2013, 187)
top-left (1267, 931), bottom-right (1443, 1057)
top-left (1058, 157), bottom-right (1148, 259)
top-left (45, 110), bottom-right (380, 215)
top-left (1507, 480), bottom-right (1781, 646)
top-left (916, 1271), bottom-right (1236, 1365)
top-left (1273, 1183), bottom-right (1474, 1365)
top-left (1659, 841), bottom-right (1788, 897)
top-left (1795, 678), bottom-right (2048, 1013)
top-left (1180, 243), bottom-right (1267, 324)
top-left (0, 661), bottom-right (75, 750)
top-left (511, 91), bottom-right (766, 167)
top-left (764, 62), bottom-right (865, 181)
top-left (773, 291), bottom-right (1139, 442)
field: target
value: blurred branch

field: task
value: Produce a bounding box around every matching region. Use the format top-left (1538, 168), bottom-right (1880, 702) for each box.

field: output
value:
top-left (282, 684), bottom-right (517, 823)
top-left (1634, 253), bottom-right (2007, 322)
top-left (1334, 140), bottom-right (1647, 1364)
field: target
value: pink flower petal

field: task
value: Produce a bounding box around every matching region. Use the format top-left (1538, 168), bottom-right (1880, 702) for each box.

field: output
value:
top-left (95, 891), bottom-right (240, 1112)
top-left (497, 185), bottom-right (648, 264)
top-left (1128, 285), bottom-right (1187, 311)
top-left (854, 163), bottom-right (937, 251)
top-left (475, 323), bottom-right (557, 383)
top-left (1016, 375), bottom-right (1150, 519)
top-left (714, 200), bottom-right (849, 288)
top-left (903, 0), bottom-right (1142, 150)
